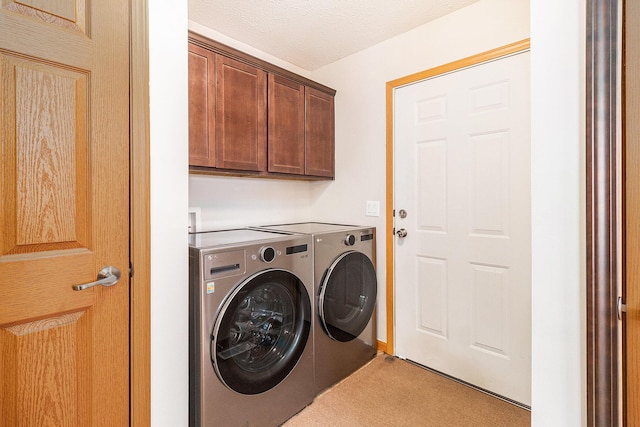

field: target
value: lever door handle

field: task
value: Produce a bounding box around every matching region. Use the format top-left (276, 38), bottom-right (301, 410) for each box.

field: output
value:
top-left (73, 266), bottom-right (121, 291)
top-left (618, 296), bottom-right (627, 320)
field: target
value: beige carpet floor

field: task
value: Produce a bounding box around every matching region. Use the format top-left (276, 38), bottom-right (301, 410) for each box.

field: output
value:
top-left (283, 354), bottom-right (530, 427)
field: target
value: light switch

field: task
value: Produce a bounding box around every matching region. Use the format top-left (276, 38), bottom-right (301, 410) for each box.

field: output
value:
top-left (365, 200), bottom-right (380, 217)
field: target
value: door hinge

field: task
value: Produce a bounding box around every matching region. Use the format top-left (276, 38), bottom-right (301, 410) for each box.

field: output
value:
top-left (617, 296), bottom-right (627, 320)
top-left (129, 262), bottom-right (134, 278)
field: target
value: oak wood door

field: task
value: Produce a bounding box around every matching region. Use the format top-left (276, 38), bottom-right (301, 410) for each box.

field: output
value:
top-left (215, 55), bottom-right (267, 171)
top-left (268, 74), bottom-right (305, 175)
top-left (626, 0), bottom-right (640, 423)
top-left (305, 87), bottom-right (334, 178)
top-left (189, 43), bottom-right (216, 167)
top-left (0, 0), bottom-right (130, 425)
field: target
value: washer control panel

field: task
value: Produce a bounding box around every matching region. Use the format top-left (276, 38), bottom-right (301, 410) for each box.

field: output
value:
top-left (204, 249), bottom-right (246, 281)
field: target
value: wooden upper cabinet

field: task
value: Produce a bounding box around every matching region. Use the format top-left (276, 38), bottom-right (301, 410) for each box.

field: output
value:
top-left (188, 43), bottom-right (216, 167)
top-left (305, 87), bottom-right (335, 178)
top-left (216, 55), bottom-right (267, 172)
top-left (187, 33), bottom-right (335, 179)
top-left (268, 74), bottom-right (305, 174)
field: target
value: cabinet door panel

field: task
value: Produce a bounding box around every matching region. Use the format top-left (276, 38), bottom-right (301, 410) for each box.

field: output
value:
top-left (188, 43), bottom-right (216, 167)
top-left (268, 74), bottom-right (305, 174)
top-left (305, 87), bottom-right (334, 178)
top-left (216, 56), bottom-right (267, 171)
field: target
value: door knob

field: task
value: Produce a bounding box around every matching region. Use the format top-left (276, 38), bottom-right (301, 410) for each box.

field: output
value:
top-left (73, 266), bottom-right (121, 291)
top-left (396, 228), bottom-right (408, 238)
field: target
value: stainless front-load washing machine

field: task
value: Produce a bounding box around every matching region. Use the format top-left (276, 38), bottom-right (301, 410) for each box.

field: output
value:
top-left (254, 223), bottom-right (378, 394)
top-left (189, 229), bottom-right (315, 427)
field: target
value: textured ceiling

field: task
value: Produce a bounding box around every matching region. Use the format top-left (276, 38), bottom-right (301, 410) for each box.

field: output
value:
top-left (188, 0), bottom-right (479, 71)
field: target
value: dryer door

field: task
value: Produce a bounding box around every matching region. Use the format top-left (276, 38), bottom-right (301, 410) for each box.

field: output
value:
top-left (211, 269), bottom-right (311, 395)
top-left (319, 251), bottom-right (377, 342)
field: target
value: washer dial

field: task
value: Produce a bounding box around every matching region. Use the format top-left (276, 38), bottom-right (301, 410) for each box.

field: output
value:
top-left (260, 246), bottom-right (276, 263)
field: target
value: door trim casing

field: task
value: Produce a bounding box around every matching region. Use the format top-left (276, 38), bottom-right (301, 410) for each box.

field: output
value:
top-left (384, 39), bottom-right (530, 355)
top-left (623, 0), bottom-right (640, 423)
top-left (130, 0), bottom-right (151, 425)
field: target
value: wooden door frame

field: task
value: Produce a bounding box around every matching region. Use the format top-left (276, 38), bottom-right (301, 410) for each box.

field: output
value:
top-left (586, 0), bottom-right (621, 425)
top-left (130, 0), bottom-right (151, 425)
top-left (383, 39), bottom-right (530, 356)
top-left (622, 0), bottom-right (640, 423)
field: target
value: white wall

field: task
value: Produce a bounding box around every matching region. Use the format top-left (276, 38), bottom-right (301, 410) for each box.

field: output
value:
top-left (189, 175), bottom-right (313, 230)
top-left (149, 2), bottom-right (189, 426)
top-left (310, 0), bottom-right (530, 343)
top-left (530, 0), bottom-right (586, 425)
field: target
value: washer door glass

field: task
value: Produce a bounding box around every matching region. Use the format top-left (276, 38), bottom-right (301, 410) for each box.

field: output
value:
top-left (319, 251), bottom-right (377, 342)
top-left (211, 269), bottom-right (311, 395)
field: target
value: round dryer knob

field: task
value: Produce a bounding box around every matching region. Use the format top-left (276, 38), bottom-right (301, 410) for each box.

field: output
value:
top-left (344, 234), bottom-right (356, 246)
top-left (260, 246), bottom-right (276, 263)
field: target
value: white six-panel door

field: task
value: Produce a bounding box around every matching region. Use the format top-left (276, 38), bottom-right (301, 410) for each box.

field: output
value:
top-left (394, 52), bottom-right (531, 405)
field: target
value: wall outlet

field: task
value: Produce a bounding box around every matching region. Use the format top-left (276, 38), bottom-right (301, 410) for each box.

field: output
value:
top-left (365, 200), bottom-right (380, 217)
top-left (188, 207), bottom-right (202, 233)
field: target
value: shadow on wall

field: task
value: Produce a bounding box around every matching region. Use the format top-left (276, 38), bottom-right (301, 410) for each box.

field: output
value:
top-left (188, 175), bottom-right (314, 231)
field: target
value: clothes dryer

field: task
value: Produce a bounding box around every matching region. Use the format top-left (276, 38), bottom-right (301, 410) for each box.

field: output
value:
top-left (189, 229), bottom-right (314, 427)
top-left (254, 223), bottom-right (377, 394)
